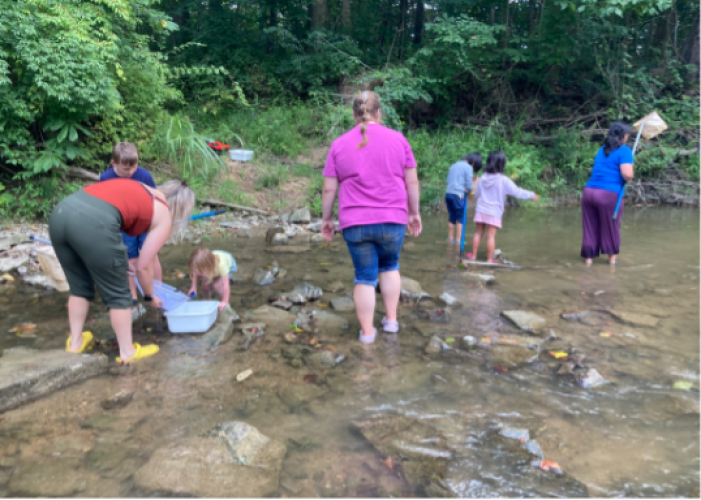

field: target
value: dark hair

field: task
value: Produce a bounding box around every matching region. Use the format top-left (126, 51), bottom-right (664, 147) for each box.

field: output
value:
top-left (461, 152), bottom-right (483, 173)
top-left (484, 151), bottom-right (507, 174)
top-left (603, 121), bottom-right (630, 157)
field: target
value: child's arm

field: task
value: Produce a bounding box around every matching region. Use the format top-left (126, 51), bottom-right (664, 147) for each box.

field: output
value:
top-left (504, 177), bottom-right (536, 200)
top-left (464, 166), bottom-right (473, 193)
top-left (188, 273), bottom-right (198, 297)
top-left (474, 176), bottom-right (481, 200)
top-left (218, 277), bottom-right (230, 311)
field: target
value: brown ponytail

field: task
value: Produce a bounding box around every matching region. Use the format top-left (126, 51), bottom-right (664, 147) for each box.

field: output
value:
top-left (352, 91), bottom-right (382, 149)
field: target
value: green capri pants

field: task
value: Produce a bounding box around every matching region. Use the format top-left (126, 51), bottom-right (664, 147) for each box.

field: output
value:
top-left (49, 190), bottom-right (133, 309)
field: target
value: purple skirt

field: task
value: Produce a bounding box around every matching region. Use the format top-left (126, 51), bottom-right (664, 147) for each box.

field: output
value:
top-left (581, 187), bottom-right (622, 258)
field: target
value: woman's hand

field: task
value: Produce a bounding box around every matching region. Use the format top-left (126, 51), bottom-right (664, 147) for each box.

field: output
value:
top-left (408, 213), bottom-right (422, 237)
top-left (188, 286), bottom-right (197, 298)
top-left (149, 296), bottom-right (163, 309)
top-left (321, 220), bottom-right (335, 242)
top-left (532, 194), bottom-right (539, 202)
top-left (218, 301), bottom-right (227, 311)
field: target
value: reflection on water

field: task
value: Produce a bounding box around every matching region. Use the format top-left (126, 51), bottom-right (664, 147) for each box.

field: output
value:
top-left (0, 207), bottom-right (698, 497)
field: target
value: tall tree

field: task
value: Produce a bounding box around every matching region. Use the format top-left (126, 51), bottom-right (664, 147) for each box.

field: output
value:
top-left (342, 0), bottom-right (352, 30)
top-left (684, 14), bottom-right (701, 80)
top-left (413, 0), bottom-right (424, 44)
top-left (312, 0), bottom-right (329, 29)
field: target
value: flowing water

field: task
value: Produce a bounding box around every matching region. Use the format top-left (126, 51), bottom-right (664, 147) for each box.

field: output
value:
top-left (0, 207), bottom-right (698, 497)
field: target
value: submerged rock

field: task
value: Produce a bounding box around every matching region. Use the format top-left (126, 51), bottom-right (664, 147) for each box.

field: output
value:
top-left (609, 310), bottom-right (660, 328)
top-left (501, 310), bottom-right (547, 332)
top-left (522, 439), bottom-right (544, 459)
top-left (330, 297), bottom-right (354, 312)
top-left (311, 234), bottom-right (327, 243)
top-left (244, 306), bottom-right (295, 333)
top-left (576, 368), bottom-right (609, 389)
top-left (272, 300), bottom-right (293, 310)
top-left (291, 283), bottom-right (323, 301)
top-left (425, 335), bottom-right (450, 354)
top-left (487, 345), bottom-right (538, 369)
top-left (311, 310), bottom-right (348, 331)
top-left (439, 293), bottom-right (461, 306)
top-left (9, 460), bottom-right (88, 496)
top-left (0, 349), bottom-right (108, 413)
top-left (134, 421), bottom-right (286, 497)
top-left (265, 227), bottom-right (285, 244)
top-left (500, 427), bottom-right (530, 441)
top-left (461, 335), bottom-right (477, 348)
top-left (400, 276), bottom-right (431, 301)
top-left (351, 414), bottom-right (452, 491)
top-left (324, 281), bottom-right (345, 293)
top-left (266, 245), bottom-right (311, 254)
top-left (271, 233), bottom-right (288, 246)
top-left (304, 350), bottom-right (336, 369)
top-left (561, 310), bottom-right (590, 321)
top-left (101, 390), bottom-right (134, 411)
top-left (279, 384), bottom-right (328, 408)
top-left (460, 271), bottom-right (495, 283)
top-left (253, 268), bottom-right (276, 286)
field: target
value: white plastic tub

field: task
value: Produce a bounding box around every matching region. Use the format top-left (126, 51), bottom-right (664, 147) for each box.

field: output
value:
top-left (229, 149), bottom-right (254, 162)
top-left (164, 301), bottom-right (219, 334)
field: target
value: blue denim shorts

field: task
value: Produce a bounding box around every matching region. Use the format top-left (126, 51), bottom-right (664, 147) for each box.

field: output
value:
top-left (445, 193), bottom-right (466, 224)
top-left (343, 223), bottom-right (406, 286)
top-left (122, 231), bottom-right (147, 259)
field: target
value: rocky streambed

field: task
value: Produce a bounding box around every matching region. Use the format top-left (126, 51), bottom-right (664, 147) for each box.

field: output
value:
top-left (0, 207), bottom-right (698, 497)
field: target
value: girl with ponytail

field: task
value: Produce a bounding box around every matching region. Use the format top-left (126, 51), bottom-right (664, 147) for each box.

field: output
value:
top-left (581, 121), bottom-right (635, 265)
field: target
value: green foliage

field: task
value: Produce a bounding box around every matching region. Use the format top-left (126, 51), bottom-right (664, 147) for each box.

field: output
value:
top-left (0, 174), bottom-right (82, 220)
top-left (255, 164), bottom-right (287, 190)
top-left (144, 115), bottom-right (224, 180)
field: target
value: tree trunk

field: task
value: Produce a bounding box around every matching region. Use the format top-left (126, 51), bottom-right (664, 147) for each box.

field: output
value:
top-left (413, 0), bottom-right (424, 45)
top-left (681, 9), bottom-right (700, 80)
top-left (399, 0), bottom-right (407, 59)
top-left (502, 0), bottom-right (510, 48)
top-left (312, 0), bottom-right (329, 29)
top-left (342, 0), bottom-right (351, 31)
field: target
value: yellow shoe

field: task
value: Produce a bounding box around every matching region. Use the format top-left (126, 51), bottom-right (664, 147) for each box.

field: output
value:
top-left (66, 331), bottom-right (94, 353)
top-left (116, 343), bottom-right (159, 364)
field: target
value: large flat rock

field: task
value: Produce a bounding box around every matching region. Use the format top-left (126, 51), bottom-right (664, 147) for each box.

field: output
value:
top-left (134, 421), bottom-right (286, 497)
top-left (0, 348), bottom-right (108, 413)
top-left (501, 310), bottom-right (546, 332)
top-left (609, 310), bottom-right (660, 328)
top-left (244, 305), bottom-right (295, 333)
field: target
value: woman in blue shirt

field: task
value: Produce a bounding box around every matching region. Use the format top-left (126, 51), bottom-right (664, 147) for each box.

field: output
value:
top-left (581, 122), bottom-right (635, 265)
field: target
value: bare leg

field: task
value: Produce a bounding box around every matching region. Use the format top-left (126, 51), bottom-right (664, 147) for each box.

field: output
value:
top-left (485, 225), bottom-right (498, 262)
top-left (455, 222), bottom-right (463, 244)
top-left (68, 295), bottom-right (90, 351)
top-left (353, 284), bottom-right (376, 337)
top-left (128, 257), bottom-right (138, 300)
top-left (202, 281), bottom-right (212, 300)
top-left (212, 277), bottom-right (225, 299)
top-left (607, 254), bottom-right (616, 265)
top-left (447, 222), bottom-right (455, 242)
top-left (378, 271), bottom-right (400, 322)
top-left (471, 223), bottom-right (484, 258)
top-left (111, 308), bottom-right (136, 361)
top-left (585, 258), bottom-right (593, 266)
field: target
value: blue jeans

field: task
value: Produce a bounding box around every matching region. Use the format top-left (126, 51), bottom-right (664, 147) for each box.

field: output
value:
top-left (343, 223), bottom-right (406, 286)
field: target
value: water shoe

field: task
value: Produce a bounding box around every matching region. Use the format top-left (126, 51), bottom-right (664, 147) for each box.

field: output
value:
top-left (66, 331), bottom-right (94, 353)
top-left (382, 317), bottom-right (399, 333)
top-left (359, 328), bottom-right (377, 344)
top-left (116, 343), bottom-right (160, 364)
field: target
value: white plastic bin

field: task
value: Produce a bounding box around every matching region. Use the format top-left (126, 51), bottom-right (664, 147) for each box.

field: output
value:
top-left (229, 149), bottom-right (254, 162)
top-left (164, 301), bottom-right (219, 333)
top-left (135, 278), bottom-right (189, 312)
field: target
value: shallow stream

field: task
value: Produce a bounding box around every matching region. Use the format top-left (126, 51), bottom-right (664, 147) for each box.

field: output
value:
top-left (0, 207), bottom-right (698, 497)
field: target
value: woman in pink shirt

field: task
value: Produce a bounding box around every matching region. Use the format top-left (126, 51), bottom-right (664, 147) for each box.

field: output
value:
top-left (321, 91), bottom-right (422, 344)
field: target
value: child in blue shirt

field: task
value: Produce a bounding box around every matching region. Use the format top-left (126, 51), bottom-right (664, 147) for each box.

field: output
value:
top-left (445, 152), bottom-right (482, 244)
top-left (100, 142), bottom-right (162, 304)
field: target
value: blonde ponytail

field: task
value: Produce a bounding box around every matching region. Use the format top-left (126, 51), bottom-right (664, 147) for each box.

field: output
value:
top-left (353, 91), bottom-right (382, 149)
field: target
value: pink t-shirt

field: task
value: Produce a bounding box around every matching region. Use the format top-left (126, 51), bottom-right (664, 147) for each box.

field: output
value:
top-left (323, 124), bottom-right (417, 229)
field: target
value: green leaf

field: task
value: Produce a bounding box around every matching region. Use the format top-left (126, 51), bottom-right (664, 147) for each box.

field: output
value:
top-left (68, 126), bottom-right (78, 142)
top-left (673, 381), bottom-right (694, 391)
